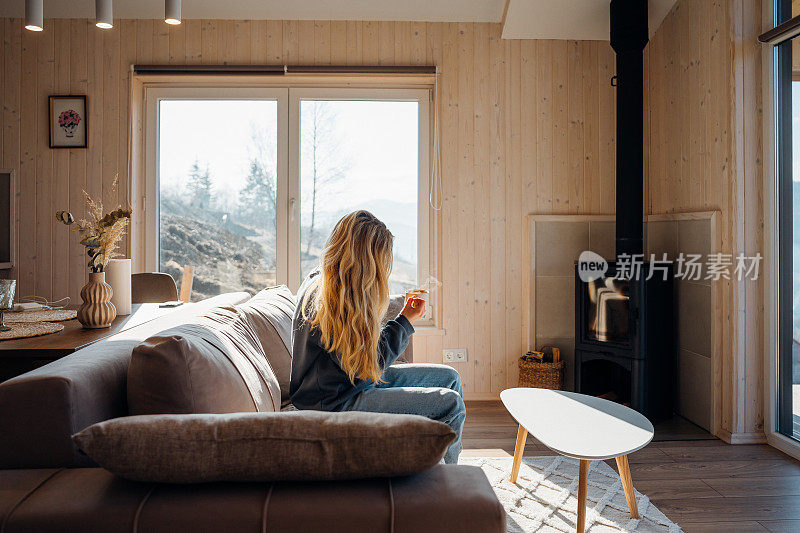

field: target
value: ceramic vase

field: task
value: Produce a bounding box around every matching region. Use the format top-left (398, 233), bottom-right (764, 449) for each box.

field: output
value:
top-left (77, 272), bottom-right (117, 329)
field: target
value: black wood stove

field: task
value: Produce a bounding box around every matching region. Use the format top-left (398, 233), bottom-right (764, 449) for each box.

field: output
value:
top-left (573, 0), bottom-right (675, 422)
top-left (574, 262), bottom-right (674, 421)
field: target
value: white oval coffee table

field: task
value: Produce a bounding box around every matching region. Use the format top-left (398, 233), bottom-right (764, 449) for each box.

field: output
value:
top-left (500, 388), bottom-right (654, 533)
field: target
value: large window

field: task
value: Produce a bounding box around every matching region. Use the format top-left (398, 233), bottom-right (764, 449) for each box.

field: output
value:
top-left (144, 86), bottom-right (431, 306)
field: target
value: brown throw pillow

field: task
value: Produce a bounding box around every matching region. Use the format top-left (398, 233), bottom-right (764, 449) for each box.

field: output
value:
top-left (127, 306), bottom-right (281, 415)
top-left (235, 286), bottom-right (295, 407)
top-left (72, 411), bottom-right (456, 483)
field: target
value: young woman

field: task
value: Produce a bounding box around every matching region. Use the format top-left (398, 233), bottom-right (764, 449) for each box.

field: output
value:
top-left (290, 210), bottom-right (465, 464)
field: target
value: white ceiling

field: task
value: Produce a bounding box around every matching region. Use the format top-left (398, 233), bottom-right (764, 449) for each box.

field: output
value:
top-left (0, 0), bottom-right (678, 39)
top-left (502, 0), bottom-right (678, 40)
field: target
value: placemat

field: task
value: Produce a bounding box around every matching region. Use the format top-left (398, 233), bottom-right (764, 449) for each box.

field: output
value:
top-left (5, 309), bottom-right (77, 323)
top-left (0, 321), bottom-right (65, 340)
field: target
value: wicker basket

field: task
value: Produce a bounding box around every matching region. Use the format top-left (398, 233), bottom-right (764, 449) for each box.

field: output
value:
top-left (518, 347), bottom-right (564, 389)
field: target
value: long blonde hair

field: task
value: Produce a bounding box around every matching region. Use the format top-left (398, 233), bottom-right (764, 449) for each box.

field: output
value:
top-left (302, 210), bottom-right (394, 384)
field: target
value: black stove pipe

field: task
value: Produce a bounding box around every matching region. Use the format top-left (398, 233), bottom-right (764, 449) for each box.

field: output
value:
top-left (610, 0), bottom-right (648, 258)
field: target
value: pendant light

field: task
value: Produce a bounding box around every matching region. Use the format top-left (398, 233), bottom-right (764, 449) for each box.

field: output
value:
top-left (165, 0), bottom-right (181, 25)
top-left (24, 0), bottom-right (43, 32)
top-left (95, 0), bottom-right (113, 29)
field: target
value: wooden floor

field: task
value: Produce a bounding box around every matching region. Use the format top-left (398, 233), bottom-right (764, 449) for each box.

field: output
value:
top-left (462, 401), bottom-right (800, 533)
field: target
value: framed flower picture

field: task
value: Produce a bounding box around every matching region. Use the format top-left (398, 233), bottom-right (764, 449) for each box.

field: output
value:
top-left (49, 95), bottom-right (87, 148)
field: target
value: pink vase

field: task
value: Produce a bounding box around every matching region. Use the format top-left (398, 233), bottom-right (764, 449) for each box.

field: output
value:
top-left (77, 272), bottom-right (117, 329)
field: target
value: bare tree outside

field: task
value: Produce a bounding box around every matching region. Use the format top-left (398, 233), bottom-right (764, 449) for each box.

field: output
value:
top-left (301, 101), bottom-right (350, 256)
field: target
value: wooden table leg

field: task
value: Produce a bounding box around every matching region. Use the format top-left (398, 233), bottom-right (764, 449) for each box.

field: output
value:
top-left (615, 455), bottom-right (639, 519)
top-left (509, 424), bottom-right (528, 483)
top-left (577, 459), bottom-right (589, 533)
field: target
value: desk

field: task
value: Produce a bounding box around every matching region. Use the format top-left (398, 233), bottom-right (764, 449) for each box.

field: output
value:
top-left (0, 303), bottom-right (184, 381)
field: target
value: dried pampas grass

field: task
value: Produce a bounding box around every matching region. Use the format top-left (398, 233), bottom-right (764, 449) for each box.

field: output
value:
top-left (56, 175), bottom-right (132, 273)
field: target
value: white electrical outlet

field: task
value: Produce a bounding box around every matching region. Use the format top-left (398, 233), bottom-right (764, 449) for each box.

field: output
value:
top-left (443, 349), bottom-right (467, 363)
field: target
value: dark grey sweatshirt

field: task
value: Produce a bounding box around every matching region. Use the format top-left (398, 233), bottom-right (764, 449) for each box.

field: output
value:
top-left (289, 271), bottom-right (415, 411)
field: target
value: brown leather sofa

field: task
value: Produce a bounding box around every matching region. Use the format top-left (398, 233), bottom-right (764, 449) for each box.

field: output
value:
top-left (0, 291), bottom-right (505, 532)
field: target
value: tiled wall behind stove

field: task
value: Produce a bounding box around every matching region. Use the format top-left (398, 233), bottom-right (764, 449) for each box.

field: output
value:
top-left (530, 217), bottom-right (713, 430)
top-left (646, 219), bottom-right (713, 430)
top-left (532, 220), bottom-right (614, 391)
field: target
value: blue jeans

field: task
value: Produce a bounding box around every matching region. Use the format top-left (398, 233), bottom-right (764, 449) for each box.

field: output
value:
top-left (340, 363), bottom-right (466, 464)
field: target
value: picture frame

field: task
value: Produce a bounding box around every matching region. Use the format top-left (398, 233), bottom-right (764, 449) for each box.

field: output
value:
top-left (49, 95), bottom-right (87, 149)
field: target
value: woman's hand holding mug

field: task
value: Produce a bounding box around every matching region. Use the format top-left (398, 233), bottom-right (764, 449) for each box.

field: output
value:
top-left (401, 293), bottom-right (426, 322)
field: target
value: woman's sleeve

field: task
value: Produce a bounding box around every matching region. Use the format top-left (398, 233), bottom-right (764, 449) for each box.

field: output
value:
top-left (377, 314), bottom-right (415, 370)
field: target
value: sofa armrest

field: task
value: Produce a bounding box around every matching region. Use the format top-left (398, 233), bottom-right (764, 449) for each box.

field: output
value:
top-left (0, 355), bottom-right (130, 469)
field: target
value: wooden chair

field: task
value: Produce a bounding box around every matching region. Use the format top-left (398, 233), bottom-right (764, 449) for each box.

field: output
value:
top-left (131, 273), bottom-right (178, 304)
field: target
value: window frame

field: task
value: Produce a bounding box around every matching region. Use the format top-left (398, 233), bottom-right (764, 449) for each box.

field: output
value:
top-left (762, 0), bottom-right (800, 460)
top-left (140, 82), bottom-right (436, 326)
top-left (143, 86), bottom-right (289, 284)
top-left (288, 88), bottom-right (432, 301)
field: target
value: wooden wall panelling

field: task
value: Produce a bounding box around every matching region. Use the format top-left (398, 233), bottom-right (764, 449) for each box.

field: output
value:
top-left (552, 40), bottom-right (569, 213)
top-left (19, 24), bottom-right (37, 297)
top-left (35, 22), bottom-right (54, 300)
top-left (489, 25), bottom-right (507, 393)
top-left (119, 19), bottom-right (136, 259)
top-left (378, 21), bottom-right (394, 66)
top-left (535, 40), bottom-right (552, 214)
top-left (456, 22), bottom-right (475, 394)
top-left (520, 40), bottom-right (536, 215)
top-left (68, 19), bottom-right (87, 305)
top-left (598, 43), bottom-right (616, 215)
top-left (439, 22), bottom-right (458, 374)
top-left (52, 20), bottom-right (70, 302)
top-left (168, 17), bottom-right (185, 64)
top-left (329, 21), bottom-right (346, 64)
top-left (473, 23), bottom-right (491, 394)
top-left (201, 20), bottom-right (218, 65)
top-left (184, 20), bottom-right (202, 64)
top-left (582, 41), bottom-right (599, 214)
top-left (568, 40), bottom-right (584, 214)
top-left (313, 20), bottom-right (330, 66)
top-left (344, 21), bottom-right (361, 65)
top-left (505, 38), bottom-right (524, 391)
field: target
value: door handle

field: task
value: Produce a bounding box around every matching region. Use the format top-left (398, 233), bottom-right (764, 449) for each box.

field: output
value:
top-left (289, 197), bottom-right (296, 222)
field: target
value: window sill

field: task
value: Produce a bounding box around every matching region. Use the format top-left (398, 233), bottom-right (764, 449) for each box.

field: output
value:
top-left (412, 326), bottom-right (445, 336)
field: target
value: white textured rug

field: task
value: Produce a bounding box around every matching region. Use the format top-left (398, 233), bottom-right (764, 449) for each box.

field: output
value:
top-left (459, 456), bottom-right (681, 533)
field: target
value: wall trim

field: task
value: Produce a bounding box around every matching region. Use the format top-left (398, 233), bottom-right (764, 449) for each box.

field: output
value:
top-left (718, 428), bottom-right (767, 444)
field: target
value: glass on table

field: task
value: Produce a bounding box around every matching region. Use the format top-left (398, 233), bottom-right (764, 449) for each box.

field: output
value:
top-left (0, 279), bottom-right (16, 332)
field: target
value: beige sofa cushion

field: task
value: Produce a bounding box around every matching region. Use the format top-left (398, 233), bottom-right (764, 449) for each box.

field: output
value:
top-left (128, 305), bottom-right (281, 415)
top-left (235, 286), bottom-right (295, 406)
top-left (73, 411), bottom-right (455, 483)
